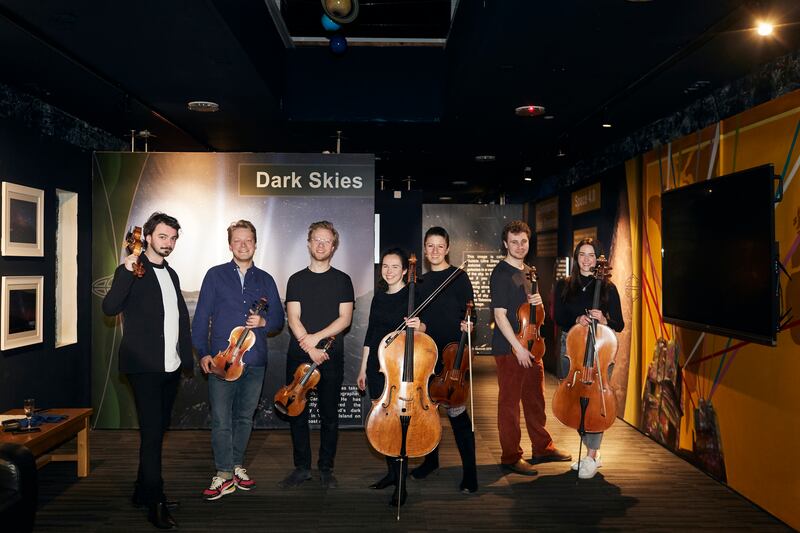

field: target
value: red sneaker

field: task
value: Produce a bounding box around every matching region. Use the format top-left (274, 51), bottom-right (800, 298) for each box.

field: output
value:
top-left (234, 467), bottom-right (256, 490)
top-left (203, 476), bottom-right (235, 501)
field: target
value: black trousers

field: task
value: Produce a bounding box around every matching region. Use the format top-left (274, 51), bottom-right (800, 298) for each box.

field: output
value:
top-left (286, 358), bottom-right (343, 471)
top-left (127, 370), bottom-right (181, 504)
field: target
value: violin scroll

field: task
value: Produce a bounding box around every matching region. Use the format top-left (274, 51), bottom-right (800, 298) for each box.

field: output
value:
top-left (124, 225), bottom-right (146, 278)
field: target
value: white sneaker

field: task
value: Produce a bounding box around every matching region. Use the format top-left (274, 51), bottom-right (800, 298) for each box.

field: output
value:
top-left (571, 453), bottom-right (602, 472)
top-left (578, 455), bottom-right (602, 479)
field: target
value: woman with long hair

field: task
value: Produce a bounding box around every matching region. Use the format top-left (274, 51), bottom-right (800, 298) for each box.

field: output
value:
top-left (554, 238), bottom-right (624, 479)
top-left (358, 247), bottom-right (424, 506)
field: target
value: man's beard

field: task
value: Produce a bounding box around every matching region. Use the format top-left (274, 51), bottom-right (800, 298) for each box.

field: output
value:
top-left (154, 246), bottom-right (173, 258)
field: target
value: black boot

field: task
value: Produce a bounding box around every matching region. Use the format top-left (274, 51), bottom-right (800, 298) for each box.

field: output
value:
top-left (389, 459), bottom-right (408, 506)
top-left (410, 446), bottom-right (439, 479)
top-left (369, 456), bottom-right (397, 489)
top-left (451, 411), bottom-right (478, 493)
top-left (148, 502), bottom-right (178, 529)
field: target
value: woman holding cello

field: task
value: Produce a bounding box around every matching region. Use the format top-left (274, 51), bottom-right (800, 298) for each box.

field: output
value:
top-left (357, 248), bottom-right (425, 504)
top-left (554, 238), bottom-right (624, 479)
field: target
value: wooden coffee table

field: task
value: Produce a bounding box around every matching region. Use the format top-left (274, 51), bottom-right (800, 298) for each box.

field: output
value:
top-left (0, 407), bottom-right (92, 477)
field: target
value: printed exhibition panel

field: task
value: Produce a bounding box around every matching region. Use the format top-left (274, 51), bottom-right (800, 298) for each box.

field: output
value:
top-left (92, 152), bottom-right (374, 429)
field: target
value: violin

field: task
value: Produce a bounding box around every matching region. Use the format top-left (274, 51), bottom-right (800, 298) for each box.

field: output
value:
top-left (273, 336), bottom-right (335, 417)
top-left (124, 226), bottom-right (146, 278)
top-left (366, 253), bottom-right (441, 459)
top-left (516, 265), bottom-right (545, 360)
top-left (429, 300), bottom-right (474, 408)
top-left (209, 297), bottom-right (268, 381)
top-left (551, 256), bottom-right (618, 435)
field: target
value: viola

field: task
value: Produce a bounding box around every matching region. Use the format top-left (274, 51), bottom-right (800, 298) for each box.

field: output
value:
top-left (552, 256), bottom-right (618, 435)
top-left (209, 297), bottom-right (268, 381)
top-left (429, 300), bottom-right (474, 408)
top-left (124, 225), bottom-right (146, 278)
top-left (516, 265), bottom-right (545, 360)
top-left (273, 337), bottom-right (335, 417)
top-left (365, 253), bottom-right (441, 459)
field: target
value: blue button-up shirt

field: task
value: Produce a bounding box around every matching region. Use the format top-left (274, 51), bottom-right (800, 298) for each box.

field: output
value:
top-left (191, 260), bottom-right (284, 367)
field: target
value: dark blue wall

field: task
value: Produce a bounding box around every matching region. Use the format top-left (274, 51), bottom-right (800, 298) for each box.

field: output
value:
top-left (0, 83), bottom-right (121, 411)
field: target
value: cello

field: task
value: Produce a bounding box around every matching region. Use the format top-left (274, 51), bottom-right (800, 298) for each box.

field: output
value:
top-left (365, 254), bottom-right (441, 516)
top-left (429, 300), bottom-right (474, 408)
top-left (516, 265), bottom-right (545, 361)
top-left (124, 225), bottom-right (146, 278)
top-left (273, 336), bottom-right (335, 416)
top-left (209, 297), bottom-right (268, 381)
top-left (552, 256), bottom-right (618, 445)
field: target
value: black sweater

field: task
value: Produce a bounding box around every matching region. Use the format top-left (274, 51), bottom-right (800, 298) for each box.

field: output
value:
top-left (102, 254), bottom-right (194, 374)
top-left (363, 286), bottom-right (410, 376)
top-left (418, 266), bottom-right (475, 352)
top-left (553, 276), bottom-right (624, 333)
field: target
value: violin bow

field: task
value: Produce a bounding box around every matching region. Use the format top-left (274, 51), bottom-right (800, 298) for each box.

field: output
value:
top-left (467, 305), bottom-right (474, 432)
top-left (384, 259), bottom-right (469, 346)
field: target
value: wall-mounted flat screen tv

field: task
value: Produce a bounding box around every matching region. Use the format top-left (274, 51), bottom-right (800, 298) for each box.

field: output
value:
top-left (661, 164), bottom-right (778, 346)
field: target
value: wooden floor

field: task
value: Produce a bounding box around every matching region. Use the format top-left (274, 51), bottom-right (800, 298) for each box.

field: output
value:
top-left (35, 357), bottom-right (789, 532)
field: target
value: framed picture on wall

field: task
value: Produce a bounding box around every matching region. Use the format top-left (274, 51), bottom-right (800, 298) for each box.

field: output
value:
top-left (1, 276), bottom-right (44, 350)
top-left (2, 181), bottom-right (45, 257)
top-left (573, 226), bottom-right (598, 250)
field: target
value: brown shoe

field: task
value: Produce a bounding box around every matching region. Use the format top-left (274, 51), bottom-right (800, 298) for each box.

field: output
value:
top-left (503, 459), bottom-right (538, 476)
top-left (529, 449), bottom-right (572, 464)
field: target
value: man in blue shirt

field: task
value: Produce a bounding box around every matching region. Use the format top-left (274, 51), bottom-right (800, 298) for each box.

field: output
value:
top-left (192, 220), bottom-right (284, 500)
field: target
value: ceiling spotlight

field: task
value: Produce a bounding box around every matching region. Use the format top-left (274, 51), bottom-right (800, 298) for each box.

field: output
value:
top-left (756, 21), bottom-right (774, 36)
top-left (187, 100), bottom-right (220, 112)
top-left (474, 155), bottom-right (496, 162)
top-left (524, 177), bottom-right (532, 182)
top-left (452, 180), bottom-right (468, 186)
top-left (515, 105), bottom-right (546, 117)
top-left (543, 114), bottom-right (555, 120)
top-left (602, 123), bottom-right (612, 128)
top-left (439, 196), bottom-right (453, 201)
top-left (556, 149), bottom-right (566, 158)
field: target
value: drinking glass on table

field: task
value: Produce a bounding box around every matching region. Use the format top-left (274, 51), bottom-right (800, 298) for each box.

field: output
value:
top-left (23, 398), bottom-right (35, 430)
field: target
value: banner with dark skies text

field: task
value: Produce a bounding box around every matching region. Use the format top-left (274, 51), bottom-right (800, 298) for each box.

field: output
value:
top-left (92, 152), bottom-right (374, 429)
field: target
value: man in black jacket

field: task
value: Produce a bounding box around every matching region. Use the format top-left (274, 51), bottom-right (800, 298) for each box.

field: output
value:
top-left (102, 212), bottom-right (193, 530)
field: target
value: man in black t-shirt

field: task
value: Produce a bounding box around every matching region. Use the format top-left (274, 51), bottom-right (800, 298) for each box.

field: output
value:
top-left (278, 221), bottom-right (354, 490)
top-left (490, 220), bottom-right (571, 476)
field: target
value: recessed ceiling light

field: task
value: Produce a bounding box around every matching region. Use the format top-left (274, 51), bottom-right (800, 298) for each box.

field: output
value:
top-left (474, 155), bottom-right (495, 162)
top-left (524, 177), bottom-right (532, 182)
top-left (439, 196), bottom-right (453, 201)
top-left (543, 114), bottom-right (555, 120)
top-left (187, 100), bottom-right (220, 112)
top-left (515, 105), bottom-right (546, 117)
top-left (452, 180), bottom-right (468, 186)
top-left (556, 149), bottom-right (566, 157)
top-left (602, 123), bottom-right (612, 128)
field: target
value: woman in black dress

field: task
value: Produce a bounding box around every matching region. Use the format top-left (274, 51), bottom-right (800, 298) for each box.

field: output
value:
top-left (554, 238), bottom-right (624, 479)
top-left (357, 248), bottom-right (423, 505)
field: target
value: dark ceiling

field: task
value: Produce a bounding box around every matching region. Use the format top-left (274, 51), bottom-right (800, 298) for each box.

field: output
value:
top-left (1, 0), bottom-right (800, 203)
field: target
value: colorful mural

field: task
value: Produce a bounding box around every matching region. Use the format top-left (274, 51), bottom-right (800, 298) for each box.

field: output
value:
top-left (626, 90), bottom-right (800, 529)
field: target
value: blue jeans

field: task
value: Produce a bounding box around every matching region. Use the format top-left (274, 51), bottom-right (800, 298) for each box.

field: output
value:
top-left (209, 365), bottom-right (265, 473)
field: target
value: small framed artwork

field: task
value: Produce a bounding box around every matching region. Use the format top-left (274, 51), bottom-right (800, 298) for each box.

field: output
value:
top-left (1, 276), bottom-right (44, 350)
top-left (2, 181), bottom-right (44, 257)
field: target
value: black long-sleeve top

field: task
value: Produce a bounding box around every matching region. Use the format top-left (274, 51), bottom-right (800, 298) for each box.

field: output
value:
top-left (363, 286), bottom-right (410, 376)
top-left (417, 266), bottom-right (475, 352)
top-left (102, 254), bottom-right (194, 374)
top-left (554, 275), bottom-right (624, 333)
